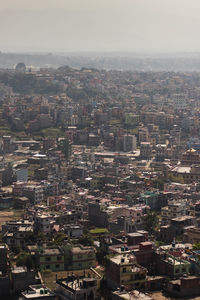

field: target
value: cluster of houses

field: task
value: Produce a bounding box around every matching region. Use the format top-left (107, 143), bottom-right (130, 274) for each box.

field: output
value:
top-left (1, 67), bottom-right (200, 299)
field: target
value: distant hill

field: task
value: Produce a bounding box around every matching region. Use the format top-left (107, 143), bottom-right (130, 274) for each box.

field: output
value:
top-left (2, 52), bottom-right (200, 71)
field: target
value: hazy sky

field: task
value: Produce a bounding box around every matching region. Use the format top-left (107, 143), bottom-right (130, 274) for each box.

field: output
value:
top-left (1, 0), bottom-right (200, 53)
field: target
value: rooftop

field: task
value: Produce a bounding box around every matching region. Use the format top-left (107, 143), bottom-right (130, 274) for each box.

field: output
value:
top-left (22, 285), bottom-right (55, 299)
top-left (112, 290), bottom-right (153, 300)
top-left (40, 248), bottom-right (62, 256)
top-left (110, 254), bottom-right (137, 265)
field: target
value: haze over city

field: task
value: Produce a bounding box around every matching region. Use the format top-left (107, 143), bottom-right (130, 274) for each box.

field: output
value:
top-left (1, 0), bottom-right (200, 53)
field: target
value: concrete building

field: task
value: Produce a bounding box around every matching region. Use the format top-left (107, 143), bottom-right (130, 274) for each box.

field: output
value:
top-left (161, 201), bottom-right (186, 225)
top-left (0, 244), bottom-right (8, 274)
top-left (37, 247), bottom-right (64, 272)
top-left (111, 289), bottom-right (153, 300)
top-left (140, 142), bottom-right (152, 160)
top-left (172, 94), bottom-right (187, 110)
top-left (123, 135), bottom-right (137, 152)
top-left (106, 254), bottom-right (147, 290)
top-left (55, 275), bottom-right (97, 300)
top-left (165, 276), bottom-right (200, 298)
top-left (34, 214), bottom-right (55, 234)
top-left (21, 285), bottom-right (56, 299)
top-left (63, 244), bottom-right (96, 271)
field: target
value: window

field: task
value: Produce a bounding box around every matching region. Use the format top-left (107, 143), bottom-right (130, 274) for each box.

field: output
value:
top-left (46, 265), bottom-right (50, 269)
top-left (123, 268), bottom-right (126, 273)
top-left (56, 264), bottom-right (60, 268)
top-left (135, 283), bottom-right (139, 287)
top-left (57, 256), bottom-right (62, 261)
top-left (175, 269), bottom-right (179, 273)
top-left (45, 257), bottom-right (51, 262)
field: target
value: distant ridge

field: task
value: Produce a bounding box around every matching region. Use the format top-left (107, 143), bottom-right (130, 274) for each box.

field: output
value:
top-left (2, 52), bottom-right (200, 71)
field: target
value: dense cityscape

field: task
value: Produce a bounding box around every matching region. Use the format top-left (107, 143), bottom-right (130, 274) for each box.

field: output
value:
top-left (0, 62), bottom-right (200, 299)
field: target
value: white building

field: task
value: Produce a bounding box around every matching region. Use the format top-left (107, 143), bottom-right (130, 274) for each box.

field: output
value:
top-left (172, 94), bottom-right (187, 110)
top-left (161, 200), bottom-right (186, 225)
top-left (123, 135), bottom-right (137, 152)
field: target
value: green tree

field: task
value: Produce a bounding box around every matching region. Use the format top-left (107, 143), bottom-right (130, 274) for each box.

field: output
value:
top-left (16, 251), bottom-right (34, 270)
top-left (54, 232), bottom-right (67, 245)
top-left (193, 242), bottom-right (200, 250)
top-left (142, 211), bottom-right (159, 235)
top-left (168, 174), bottom-right (184, 184)
top-left (78, 234), bottom-right (94, 246)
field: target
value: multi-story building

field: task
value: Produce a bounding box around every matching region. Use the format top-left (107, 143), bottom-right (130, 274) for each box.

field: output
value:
top-left (34, 213), bottom-right (55, 234)
top-left (138, 127), bottom-right (149, 143)
top-left (13, 183), bottom-right (44, 204)
top-left (3, 225), bottom-right (33, 248)
top-left (0, 244), bottom-right (8, 274)
top-left (63, 244), bottom-right (96, 270)
top-left (181, 149), bottom-right (200, 166)
top-left (37, 247), bottom-right (65, 272)
top-left (24, 185), bottom-right (44, 204)
top-left (106, 254), bottom-right (147, 290)
top-left (161, 201), bottom-right (186, 225)
top-left (140, 142), bottom-right (152, 160)
top-left (172, 94), bottom-right (187, 110)
top-left (155, 251), bottom-right (191, 278)
top-left (123, 135), bottom-right (137, 152)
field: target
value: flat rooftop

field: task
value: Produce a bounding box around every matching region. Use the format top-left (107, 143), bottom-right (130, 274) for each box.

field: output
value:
top-left (22, 285), bottom-right (55, 298)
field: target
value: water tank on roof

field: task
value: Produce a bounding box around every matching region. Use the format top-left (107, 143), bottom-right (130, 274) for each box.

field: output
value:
top-left (83, 278), bottom-right (96, 288)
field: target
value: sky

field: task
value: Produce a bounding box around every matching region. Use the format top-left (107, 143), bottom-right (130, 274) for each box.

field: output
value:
top-left (1, 0), bottom-right (200, 53)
